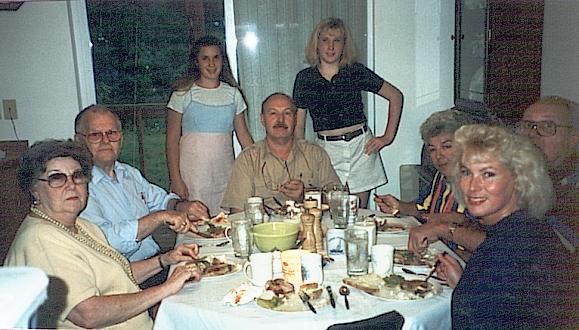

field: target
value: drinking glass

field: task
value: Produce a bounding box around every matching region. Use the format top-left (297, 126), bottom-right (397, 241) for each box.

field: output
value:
top-left (228, 218), bottom-right (253, 258)
top-left (329, 191), bottom-right (349, 229)
top-left (346, 228), bottom-right (369, 276)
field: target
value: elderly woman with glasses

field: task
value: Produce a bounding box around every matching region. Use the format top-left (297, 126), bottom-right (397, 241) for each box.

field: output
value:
top-left (5, 139), bottom-right (201, 329)
top-left (434, 124), bottom-right (577, 329)
top-left (374, 110), bottom-right (484, 259)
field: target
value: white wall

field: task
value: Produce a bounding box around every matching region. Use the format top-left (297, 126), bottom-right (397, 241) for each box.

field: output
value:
top-left (372, 0), bottom-right (455, 198)
top-left (0, 1), bottom-right (85, 144)
top-left (541, 0), bottom-right (579, 102)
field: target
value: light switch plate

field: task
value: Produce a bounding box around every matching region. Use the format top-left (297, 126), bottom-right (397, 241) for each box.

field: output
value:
top-left (3, 99), bottom-right (17, 120)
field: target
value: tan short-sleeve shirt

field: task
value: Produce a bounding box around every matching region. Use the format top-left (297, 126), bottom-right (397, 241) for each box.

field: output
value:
top-left (221, 139), bottom-right (341, 210)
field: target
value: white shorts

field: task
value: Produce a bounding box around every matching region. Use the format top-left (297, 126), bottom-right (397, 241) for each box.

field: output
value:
top-left (317, 130), bottom-right (388, 193)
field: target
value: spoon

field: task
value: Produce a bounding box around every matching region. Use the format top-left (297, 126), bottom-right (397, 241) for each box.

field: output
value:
top-left (339, 286), bottom-right (350, 310)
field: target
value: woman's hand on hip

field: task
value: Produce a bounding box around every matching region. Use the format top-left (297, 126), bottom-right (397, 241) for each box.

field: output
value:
top-left (364, 135), bottom-right (393, 155)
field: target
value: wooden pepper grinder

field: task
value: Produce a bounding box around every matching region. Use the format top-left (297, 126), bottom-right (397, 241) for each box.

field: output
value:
top-left (303, 197), bottom-right (318, 210)
top-left (309, 207), bottom-right (324, 254)
top-left (300, 210), bottom-right (316, 252)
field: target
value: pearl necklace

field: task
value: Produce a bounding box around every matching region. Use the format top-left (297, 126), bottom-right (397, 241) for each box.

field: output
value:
top-left (30, 206), bottom-right (138, 285)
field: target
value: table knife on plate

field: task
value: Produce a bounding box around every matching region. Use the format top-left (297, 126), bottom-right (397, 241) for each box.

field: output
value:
top-left (298, 292), bottom-right (317, 314)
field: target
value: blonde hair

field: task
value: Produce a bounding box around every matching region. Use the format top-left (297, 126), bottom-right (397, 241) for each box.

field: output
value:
top-left (450, 124), bottom-right (554, 219)
top-left (304, 17), bottom-right (357, 67)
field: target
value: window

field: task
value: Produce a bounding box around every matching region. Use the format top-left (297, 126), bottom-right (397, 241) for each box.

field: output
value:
top-left (86, 0), bottom-right (225, 189)
top-left (87, 0), bottom-right (369, 188)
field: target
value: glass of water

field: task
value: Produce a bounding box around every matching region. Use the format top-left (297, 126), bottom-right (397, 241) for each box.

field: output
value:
top-left (345, 228), bottom-right (369, 276)
top-left (227, 218), bottom-right (253, 258)
top-left (329, 191), bottom-right (349, 229)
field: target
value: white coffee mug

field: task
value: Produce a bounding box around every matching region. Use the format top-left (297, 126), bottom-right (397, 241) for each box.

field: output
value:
top-left (243, 252), bottom-right (273, 286)
top-left (326, 228), bottom-right (346, 256)
top-left (371, 244), bottom-right (394, 277)
top-left (301, 252), bottom-right (323, 285)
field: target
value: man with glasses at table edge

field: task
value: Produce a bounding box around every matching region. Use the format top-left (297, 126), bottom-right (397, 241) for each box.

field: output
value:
top-left (518, 96), bottom-right (578, 251)
top-left (221, 93), bottom-right (342, 213)
top-left (74, 105), bottom-right (210, 287)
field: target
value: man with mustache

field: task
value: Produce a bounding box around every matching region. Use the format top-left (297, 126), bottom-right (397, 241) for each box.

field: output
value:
top-left (222, 93), bottom-right (341, 212)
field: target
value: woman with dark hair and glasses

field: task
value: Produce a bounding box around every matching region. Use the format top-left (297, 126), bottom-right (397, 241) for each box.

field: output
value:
top-left (5, 139), bottom-right (201, 329)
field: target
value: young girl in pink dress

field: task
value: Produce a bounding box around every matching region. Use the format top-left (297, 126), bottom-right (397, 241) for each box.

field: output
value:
top-left (166, 36), bottom-right (253, 215)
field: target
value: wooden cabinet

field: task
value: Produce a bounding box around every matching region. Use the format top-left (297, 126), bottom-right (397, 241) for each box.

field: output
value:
top-left (454, 0), bottom-right (544, 125)
top-left (0, 141), bottom-right (29, 265)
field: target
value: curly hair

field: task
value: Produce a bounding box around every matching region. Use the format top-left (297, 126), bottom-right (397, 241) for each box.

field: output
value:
top-left (304, 17), bottom-right (357, 67)
top-left (450, 124), bottom-right (553, 219)
top-left (18, 139), bottom-right (93, 203)
top-left (420, 109), bottom-right (476, 142)
top-left (172, 35), bottom-right (238, 91)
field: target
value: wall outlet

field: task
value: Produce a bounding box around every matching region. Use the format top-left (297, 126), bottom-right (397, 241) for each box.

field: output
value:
top-left (3, 99), bottom-right (17, 120)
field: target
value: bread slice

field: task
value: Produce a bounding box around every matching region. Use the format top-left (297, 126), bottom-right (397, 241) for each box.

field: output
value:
top-left (300, 283), bottom-right (323, 300)
top-left (342, 274), bottom-right (384, 294)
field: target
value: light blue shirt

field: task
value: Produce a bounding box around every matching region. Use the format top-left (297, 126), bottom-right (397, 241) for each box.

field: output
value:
top-left (80, 162), bottom-right (178, 261)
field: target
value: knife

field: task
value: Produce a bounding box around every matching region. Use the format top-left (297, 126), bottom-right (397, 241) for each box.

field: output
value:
top-left (299, 292), bottom-right (317, 314)
top-left (326, 286), bottom-right (336, 308)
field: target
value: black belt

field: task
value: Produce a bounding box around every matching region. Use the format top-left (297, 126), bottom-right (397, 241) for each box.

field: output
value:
top-left (317, 125), bottom-right (368, 142)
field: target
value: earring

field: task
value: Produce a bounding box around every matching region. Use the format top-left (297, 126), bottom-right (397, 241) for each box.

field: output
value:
top-left (33, 199), bottom-right (39, 205)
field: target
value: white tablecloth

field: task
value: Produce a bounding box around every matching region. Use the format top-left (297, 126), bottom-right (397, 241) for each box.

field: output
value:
top-left (155, 211), bottom-right (457, 330)
top-left (0, 267), bottom-right (48, 328)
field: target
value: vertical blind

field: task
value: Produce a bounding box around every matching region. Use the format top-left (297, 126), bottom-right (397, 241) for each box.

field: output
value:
top-left (232, 0), bottom-right (368, 141)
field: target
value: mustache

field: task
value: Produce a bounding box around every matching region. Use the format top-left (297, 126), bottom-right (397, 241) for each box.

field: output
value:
top-left (274, 122), bottom-right (288, 129)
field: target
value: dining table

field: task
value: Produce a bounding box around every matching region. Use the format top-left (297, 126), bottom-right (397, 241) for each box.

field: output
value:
top-left (154, 209), bottom-right (461, 330)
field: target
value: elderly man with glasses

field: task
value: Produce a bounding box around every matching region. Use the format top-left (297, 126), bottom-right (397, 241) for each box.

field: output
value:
top-left (74, 105), bottom-right (209, 283)
top-left (221, 93), bottom-right (341, 213)
top-left (518, 96), bottom-right (578, 250)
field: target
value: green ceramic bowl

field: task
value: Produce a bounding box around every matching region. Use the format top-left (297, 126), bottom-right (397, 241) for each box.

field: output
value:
top-left (252, 222), bottom-right (300, 252)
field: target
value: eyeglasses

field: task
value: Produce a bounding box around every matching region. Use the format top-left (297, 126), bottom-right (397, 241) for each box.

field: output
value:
top-left (517, 120), bottom-right (572, 137)
top-left (78, 130), bottom-right (122, 143)
top-left (36, 170), bottom-right (89, 188)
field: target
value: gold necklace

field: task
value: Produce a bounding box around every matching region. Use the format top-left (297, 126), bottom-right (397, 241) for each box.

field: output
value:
top-left (30, 206), bottom-right (138, 285)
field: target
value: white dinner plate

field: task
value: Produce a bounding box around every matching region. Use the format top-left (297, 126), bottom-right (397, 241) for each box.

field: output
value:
top-left (200, 263), bottom-right (241, 281)
top-left (256, 291), bottom-right (330, 313)
top-left (181, 257), bottom-right (242, 281)
top-left (345, 274), bottom-right (442, 302)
